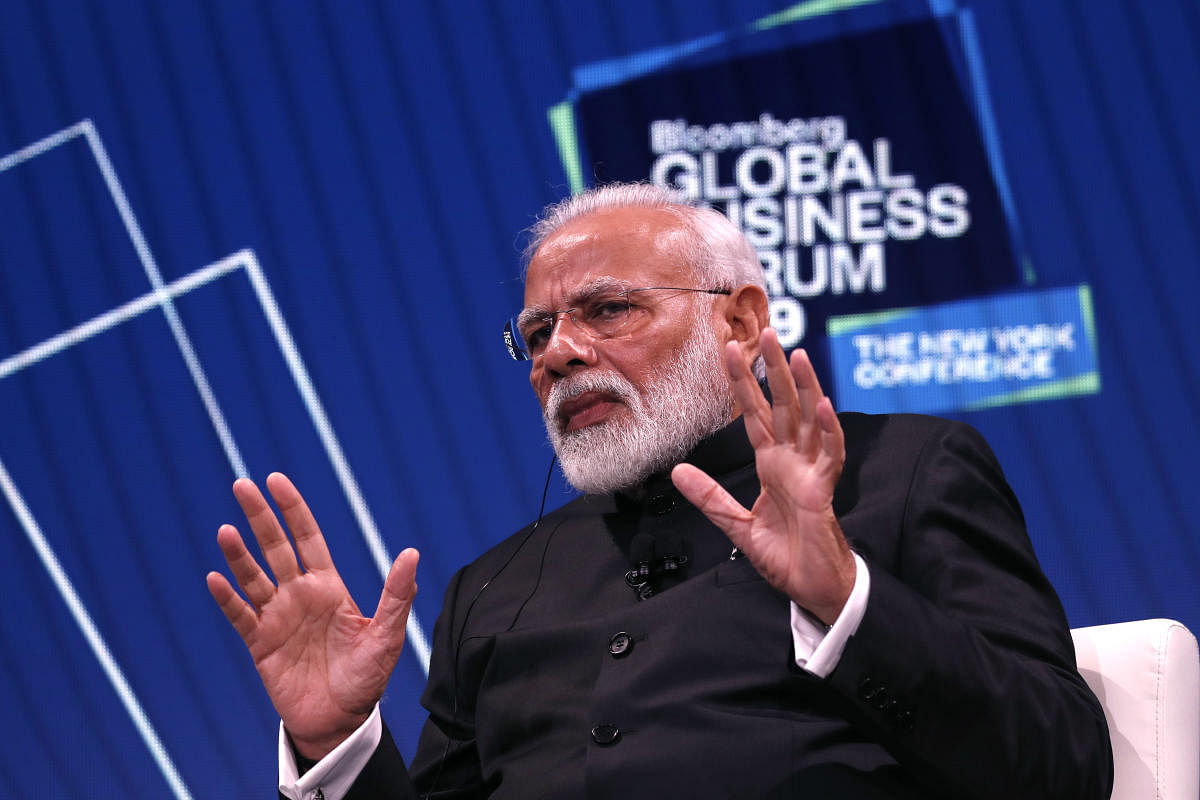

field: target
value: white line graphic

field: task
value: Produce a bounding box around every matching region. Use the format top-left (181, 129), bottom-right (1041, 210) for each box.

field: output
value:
top-left (0, 120), bottom-right (89, 172)
top-left (0, 120), bottom-right (247, 477)
top-left (0, 455), bottom-right (194, 800)
top-left (0, 247), bottom-right (434, 669)
top-left (0, 252), bottom-right (245, 381)
top-left (80, 121), bottom-right (251, 480)
top-left (241, 251), bottom-right (432, 668)
top-left (0, 121), bottom-right (433, 793)
top-left (1, 121), bottom-right (197, 800)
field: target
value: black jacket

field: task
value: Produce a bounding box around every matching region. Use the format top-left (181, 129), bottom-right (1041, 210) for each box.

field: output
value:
top-left (341, 413), bottom-right (1112, 799)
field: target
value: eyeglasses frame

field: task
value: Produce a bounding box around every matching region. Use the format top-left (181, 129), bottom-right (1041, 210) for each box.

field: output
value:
top-left (503, 285), bottom-right (733, 362)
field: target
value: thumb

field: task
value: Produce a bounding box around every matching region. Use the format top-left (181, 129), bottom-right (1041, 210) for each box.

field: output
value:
top-left (671, 464), bottom-right (753, 546)
top-left (370, 548), bottom-right (419, 654)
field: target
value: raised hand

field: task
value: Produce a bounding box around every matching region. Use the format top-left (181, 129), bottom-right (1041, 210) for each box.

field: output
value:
top-left (671, 328), bottom-right (855, 624)
top-left (206, 473), bottom-right (418, 759)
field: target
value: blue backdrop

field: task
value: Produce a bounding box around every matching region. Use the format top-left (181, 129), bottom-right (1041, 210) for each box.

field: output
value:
top-left (0, 0), bottom-right (1197, 796)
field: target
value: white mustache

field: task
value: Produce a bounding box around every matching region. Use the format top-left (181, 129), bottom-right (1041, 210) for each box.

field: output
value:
top-left (545, 371), bottom-right (638, 429)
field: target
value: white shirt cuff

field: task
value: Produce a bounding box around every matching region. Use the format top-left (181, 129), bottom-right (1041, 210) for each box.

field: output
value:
top-left (791, 552), bottom-right (870, 678)
top-left (278, 705), bottom-right (383, 800)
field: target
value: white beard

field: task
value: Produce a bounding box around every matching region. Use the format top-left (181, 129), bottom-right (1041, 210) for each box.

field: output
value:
top-left (543, 313), bottom-right (735, 494)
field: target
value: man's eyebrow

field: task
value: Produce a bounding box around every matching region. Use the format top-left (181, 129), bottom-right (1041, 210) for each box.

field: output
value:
top-left (517, 277), bottom-right (632, 326)
top-left (516, 307), bottom-right (547, 329)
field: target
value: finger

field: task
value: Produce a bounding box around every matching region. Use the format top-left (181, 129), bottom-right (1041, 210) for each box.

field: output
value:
top-left (216, 524), bottom-right (277, 609)
top-left (788, 348), bottom-right (821, 458)
top-left (206, 570), bottom-right (259, 641)
top-left (760, 328), bottom-right (803, 445)
top-left (725, 340), bottom-right (774, 448)
top-left (788, 348), bottom-right (819, 423)
top-left (232, 477), bottom-right (301, 582)
top-left (369, 548), bottom-right (420, 659)
top-left (815, 396), bottom-right (846, 474)
top-left (265, 472), bottom-right (335, 573)
top-left (671, 464), bottom-right (753, 546)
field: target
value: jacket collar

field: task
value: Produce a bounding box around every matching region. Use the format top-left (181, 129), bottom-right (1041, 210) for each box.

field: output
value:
top-left (613, 414), bottom-right (756, 504)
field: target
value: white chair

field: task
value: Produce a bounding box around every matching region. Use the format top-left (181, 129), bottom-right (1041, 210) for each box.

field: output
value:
top-left (1071, 618), bottom-right (1199, 800)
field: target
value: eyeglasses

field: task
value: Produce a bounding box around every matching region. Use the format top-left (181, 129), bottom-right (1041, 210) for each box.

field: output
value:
top-left (503, 286), bottom-right (731, 362)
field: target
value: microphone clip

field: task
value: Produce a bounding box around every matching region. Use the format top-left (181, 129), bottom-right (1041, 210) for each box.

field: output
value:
top-left (625, 534), bottom-right (690, 601)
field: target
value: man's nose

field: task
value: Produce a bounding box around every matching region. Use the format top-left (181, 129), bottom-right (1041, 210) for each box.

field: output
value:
top-left (540, 312), bottom-right (596, 376)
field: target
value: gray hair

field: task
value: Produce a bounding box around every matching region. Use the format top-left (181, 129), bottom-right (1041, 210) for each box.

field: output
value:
top-left (524, 183), bottom-right (767, 379)
top-left (523, 183), bottom-right (766, 295)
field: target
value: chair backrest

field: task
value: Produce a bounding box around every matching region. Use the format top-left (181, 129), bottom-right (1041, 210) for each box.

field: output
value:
top-left (1071, 619), bottom-right (1199, 800)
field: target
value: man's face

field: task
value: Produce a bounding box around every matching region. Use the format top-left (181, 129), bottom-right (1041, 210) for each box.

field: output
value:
top-left (522, 207), bottom-right (736, 493)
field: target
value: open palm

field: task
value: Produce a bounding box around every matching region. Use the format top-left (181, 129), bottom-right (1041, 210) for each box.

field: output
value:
top-left (206, 473), bottom-right (418, 759)
top-left (672, 329), bottom-right (854, 624)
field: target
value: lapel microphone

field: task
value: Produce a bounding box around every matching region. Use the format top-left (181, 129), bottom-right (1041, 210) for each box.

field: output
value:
top-left (625, 533), bottom-right (691, 600)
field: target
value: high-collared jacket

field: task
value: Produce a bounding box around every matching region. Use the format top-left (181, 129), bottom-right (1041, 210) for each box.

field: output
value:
top-left (346, 413), bottom-right (1112, 799)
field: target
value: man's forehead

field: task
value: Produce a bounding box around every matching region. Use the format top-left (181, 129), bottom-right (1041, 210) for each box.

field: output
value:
top-left (523, 208), bottom-right (690, 303)
top-left (520, 276), bottom-right (632, 315)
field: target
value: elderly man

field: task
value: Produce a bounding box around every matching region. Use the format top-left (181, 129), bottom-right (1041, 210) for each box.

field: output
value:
top-left (208, 184), bottom-right (1112, 799)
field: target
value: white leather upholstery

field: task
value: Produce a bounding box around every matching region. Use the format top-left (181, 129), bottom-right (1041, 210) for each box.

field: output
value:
top-left (1071, 619), bottom-right (1199, 800)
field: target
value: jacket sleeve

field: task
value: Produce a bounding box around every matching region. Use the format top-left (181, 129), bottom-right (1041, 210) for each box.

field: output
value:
top-left (339, 561), bottom-right (489, 800)
top-left (340, 723), bottom-right (419, 800)
top-left (825, 417), bottom-right (1113, 799)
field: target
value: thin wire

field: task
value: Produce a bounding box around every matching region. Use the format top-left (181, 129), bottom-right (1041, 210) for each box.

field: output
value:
top-left (423, 455), bottom-right (559, 797)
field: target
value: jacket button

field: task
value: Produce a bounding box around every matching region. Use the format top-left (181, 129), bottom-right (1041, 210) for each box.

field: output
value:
top-left (646, 494), bottom-right (674, 515)
top-left (609, 631), bottom-right (633, 657)
top-left (591, 724), bottom-right (620, 745)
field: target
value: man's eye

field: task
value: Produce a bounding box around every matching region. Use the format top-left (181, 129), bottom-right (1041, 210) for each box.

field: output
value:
top-left (524, 323), bottom-right (552, 347)
top-left (587, 300), bottom-right (631, 321)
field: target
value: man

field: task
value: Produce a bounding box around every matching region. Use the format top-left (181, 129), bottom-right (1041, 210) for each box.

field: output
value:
top-left (208, 184), bottom-right (1112, 799)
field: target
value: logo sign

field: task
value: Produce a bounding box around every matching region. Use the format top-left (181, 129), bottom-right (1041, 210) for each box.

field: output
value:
top-left (827, 285), bottom-right (1100, 414)
top-left (551, 4), bottom-right (1097, 412)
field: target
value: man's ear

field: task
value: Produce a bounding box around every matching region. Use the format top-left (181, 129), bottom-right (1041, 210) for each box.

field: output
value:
top-left (722, 284), bottom-right (770, 365)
